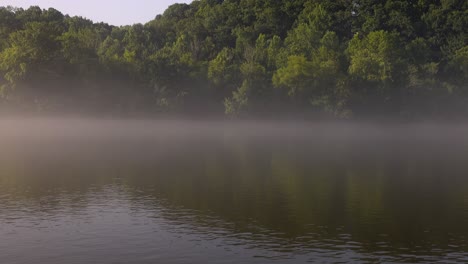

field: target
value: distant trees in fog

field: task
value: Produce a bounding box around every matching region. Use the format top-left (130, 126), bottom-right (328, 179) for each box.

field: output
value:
top-left (0, 0), bottom-right (467, 118)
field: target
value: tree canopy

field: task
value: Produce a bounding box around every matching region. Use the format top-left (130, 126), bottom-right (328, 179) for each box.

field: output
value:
top-left (0, 1), bottom-right (467, 118)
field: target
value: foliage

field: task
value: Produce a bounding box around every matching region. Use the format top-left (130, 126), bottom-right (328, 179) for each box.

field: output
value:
top-left (0, 1), bottom-right (466, 118)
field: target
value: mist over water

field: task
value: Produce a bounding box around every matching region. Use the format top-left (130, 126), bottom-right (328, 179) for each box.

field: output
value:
top-left (1, 118), bottom-right (468, 263)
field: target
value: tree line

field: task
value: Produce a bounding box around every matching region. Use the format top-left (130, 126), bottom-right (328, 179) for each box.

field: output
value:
top-left (0, 0), bottom-right (467, 118)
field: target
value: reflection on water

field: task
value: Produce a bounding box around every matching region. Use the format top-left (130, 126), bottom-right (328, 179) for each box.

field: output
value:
top-left (0, 119), bottom-right (468, 263)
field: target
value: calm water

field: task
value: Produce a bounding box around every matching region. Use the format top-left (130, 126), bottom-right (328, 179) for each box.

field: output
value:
top-left (1, 119), bottom-right (468, 264)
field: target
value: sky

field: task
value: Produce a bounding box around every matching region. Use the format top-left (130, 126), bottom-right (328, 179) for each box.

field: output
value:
top-left (0, 0), bottom-right (192, 26)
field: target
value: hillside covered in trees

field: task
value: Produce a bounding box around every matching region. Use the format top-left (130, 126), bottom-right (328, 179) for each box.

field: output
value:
top-left (0, 0), bottom-right (467, 118)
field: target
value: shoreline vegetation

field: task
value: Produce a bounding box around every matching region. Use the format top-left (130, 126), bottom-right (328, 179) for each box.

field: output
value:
top-left (0, 1), bottom-right (467, 120)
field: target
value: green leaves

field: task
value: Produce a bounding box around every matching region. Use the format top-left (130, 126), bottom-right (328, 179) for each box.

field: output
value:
top-left (0, 1), bottom-right (466, 117)
top-left (273, 31), bottom-right (346, 115)
top-left (274, 55), bottom-right (314, 97)
top-left (348, 31), bottom-right (404, 82)
top-left (208, 47), bottom-right (237, 86)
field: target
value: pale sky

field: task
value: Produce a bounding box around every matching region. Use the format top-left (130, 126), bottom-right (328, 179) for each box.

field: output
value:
top-left (0, 0), bottom-right (192, 25)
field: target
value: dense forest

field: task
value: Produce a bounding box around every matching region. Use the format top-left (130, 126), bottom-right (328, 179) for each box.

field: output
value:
top-left (0, 0), bottom-right (467, 118)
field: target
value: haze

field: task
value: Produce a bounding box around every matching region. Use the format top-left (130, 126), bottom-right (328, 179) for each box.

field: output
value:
top-left (1, 0), bottom-right (467, 263)
top-left (1, 118), bottom-right (468, 263)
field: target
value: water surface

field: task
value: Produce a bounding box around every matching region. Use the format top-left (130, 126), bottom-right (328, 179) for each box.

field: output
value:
top-left (1, 119), bottom-right (467, 263)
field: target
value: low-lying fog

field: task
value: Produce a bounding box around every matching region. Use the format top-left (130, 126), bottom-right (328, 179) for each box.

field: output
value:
top-left (2, 117), bottom-right (466, 166)
top-left (1, 117), bottom-right (468, 264)
top-left (2, 117), bottom-right (468, 140)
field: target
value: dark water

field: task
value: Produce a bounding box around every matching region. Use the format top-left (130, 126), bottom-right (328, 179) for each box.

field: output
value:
top-left (1, 119), bottom-right (468, 264)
